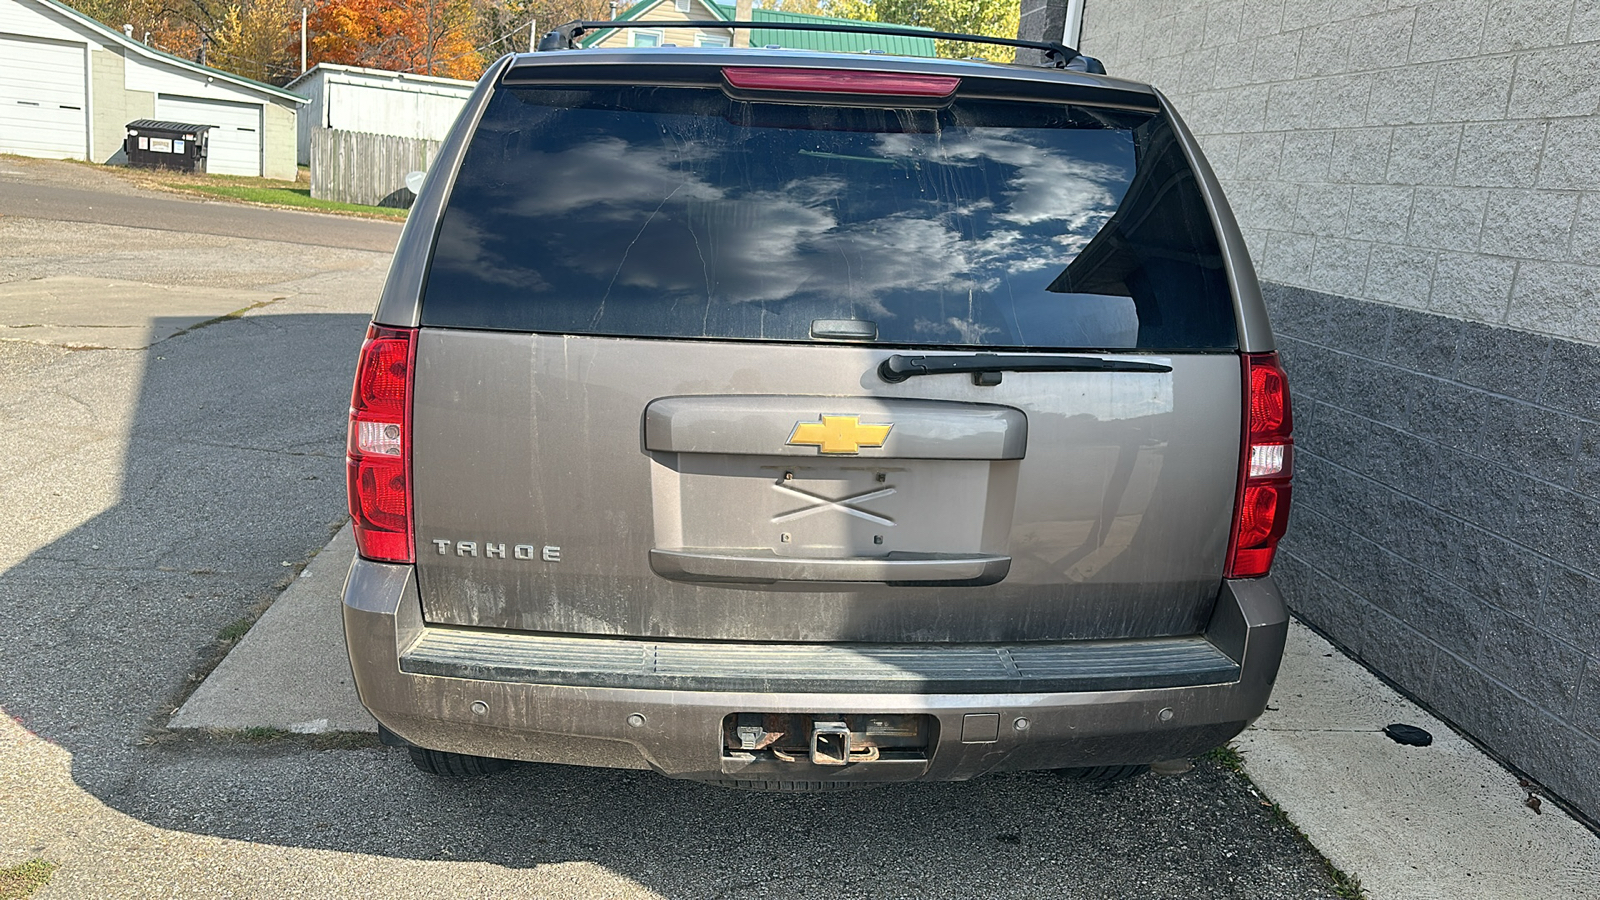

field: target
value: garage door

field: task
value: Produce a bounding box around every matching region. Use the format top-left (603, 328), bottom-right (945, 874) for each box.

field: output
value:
top-left (0, 35), bottom-right (87, 159)
top-left (155, 94), bottom-right (262, 176)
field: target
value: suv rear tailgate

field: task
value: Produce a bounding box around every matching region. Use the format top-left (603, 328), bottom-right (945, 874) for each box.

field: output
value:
top-left (411, 332), bottom-right (1240, 642)
top-left (407, 63), bottom-right (1245, 645)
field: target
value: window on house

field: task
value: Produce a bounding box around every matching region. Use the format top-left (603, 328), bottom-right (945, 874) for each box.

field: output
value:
top-left (675, 0), bottom-right (691, 11)
top-left (631, 30), bottom-right (663, 47)
top-left (696, 33), bottom-right (731, 47)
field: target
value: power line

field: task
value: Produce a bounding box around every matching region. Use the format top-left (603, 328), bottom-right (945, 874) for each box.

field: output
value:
top-left (198, 46), bottom-right (304, 78)
top-left (138, 31), bottom-right (302, 77)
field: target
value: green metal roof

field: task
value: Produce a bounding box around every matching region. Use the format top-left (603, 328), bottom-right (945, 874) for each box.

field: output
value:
top-left (714, 5), bottom-right (936, 56)
top-left (580, 1), bottom-right (935, 57)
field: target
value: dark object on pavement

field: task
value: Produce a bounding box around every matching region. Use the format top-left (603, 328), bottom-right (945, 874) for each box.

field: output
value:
top-left (1384, 723), bottom-right (1433, 746)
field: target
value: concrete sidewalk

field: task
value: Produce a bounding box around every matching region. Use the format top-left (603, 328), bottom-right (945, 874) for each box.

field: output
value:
top-left (1239, 626), bottom-right (1600, 898)
top-left (171, 530), bottom-right (1600, 899)
top-left (170, 523), bottom-right (374, 734)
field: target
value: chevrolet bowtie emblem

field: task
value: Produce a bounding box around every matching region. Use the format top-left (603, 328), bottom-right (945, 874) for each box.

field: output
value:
top-left (787, 415), bottom-right (892, 455)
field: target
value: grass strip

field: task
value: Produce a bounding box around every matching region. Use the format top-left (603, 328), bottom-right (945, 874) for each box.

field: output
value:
top-left (0, 860), bottom-right (58, 900)
top-left (169, 183), bottom-right (407, 218)
top-left (1202, 745), bottom-right (1368, 899)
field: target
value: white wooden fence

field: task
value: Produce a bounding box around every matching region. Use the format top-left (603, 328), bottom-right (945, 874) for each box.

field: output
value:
top-left (310, 128), bottom-right (441, 208)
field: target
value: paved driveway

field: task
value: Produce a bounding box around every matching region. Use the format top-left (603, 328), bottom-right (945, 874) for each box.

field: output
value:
top-left (0, 160), bottom-right (1344, 899)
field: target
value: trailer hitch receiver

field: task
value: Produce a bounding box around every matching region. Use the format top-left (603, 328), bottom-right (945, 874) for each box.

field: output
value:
top-left (810, 720), bottom-right (852, 766)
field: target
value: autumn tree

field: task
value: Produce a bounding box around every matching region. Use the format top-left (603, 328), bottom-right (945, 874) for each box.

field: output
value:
top-left (63, 0), bottom-right (200, 59)
top-left (467, 0), bottom-right (610, 62)
top-left (757, 0), bottom-right (831, 15)
top-left (210, 0), bottom-right (301, 82)
top-left (63, 0), bottom-right (163, 37)
top-left (309, 0), bottom-right (483, 78)
top-left (821, 0), bottom-right (1019, 61)
top-left (64, 0), bottom-right (299, 82)
top-left (65, 0), bottom-right (1025, 87)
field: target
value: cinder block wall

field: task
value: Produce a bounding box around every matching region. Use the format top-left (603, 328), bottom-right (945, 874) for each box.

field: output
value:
top-left (1075, 0), bottom-right (1600, 819)
top-left (262, 102), bottom-right (298, 182)
top-left (88, 48), bottom-right (155, 164)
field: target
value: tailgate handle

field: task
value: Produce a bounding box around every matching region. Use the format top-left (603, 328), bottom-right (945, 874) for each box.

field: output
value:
top-left (650, 549), bottom-right (1010, 587)
top-left (878, 353), bottom-right (1171, 384)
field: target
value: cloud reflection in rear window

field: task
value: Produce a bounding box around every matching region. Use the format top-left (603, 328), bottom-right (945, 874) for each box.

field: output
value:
top-left (421, 85), bottom-right (1236, 352)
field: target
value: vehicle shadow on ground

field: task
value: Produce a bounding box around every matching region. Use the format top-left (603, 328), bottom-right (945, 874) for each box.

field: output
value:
top-left (0, 312), bottom-right (1337, 899)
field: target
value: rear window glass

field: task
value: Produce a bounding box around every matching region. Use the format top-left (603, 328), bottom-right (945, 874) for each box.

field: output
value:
top-left (421, 81), bottom-right (1236, 351)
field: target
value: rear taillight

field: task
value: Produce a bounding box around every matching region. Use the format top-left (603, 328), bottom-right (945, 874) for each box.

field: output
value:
top-left (722, 67), bottom-right (960, 97)
top-left (347, 324), bottom-right (416, 563)
top-left (1225, 352), bottom-right (1293, 579)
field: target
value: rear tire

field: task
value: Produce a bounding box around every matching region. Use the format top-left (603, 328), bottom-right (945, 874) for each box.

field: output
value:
top-left (407, 746), bottom-right (513, 776)
top-left (1055, 764), bottom-right (1150, 783)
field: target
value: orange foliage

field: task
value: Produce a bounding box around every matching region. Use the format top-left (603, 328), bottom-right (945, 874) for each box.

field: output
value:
top-left (309, 0), bottom-right (482, 79)
top-left (148, 19), bottom-right (202, 59)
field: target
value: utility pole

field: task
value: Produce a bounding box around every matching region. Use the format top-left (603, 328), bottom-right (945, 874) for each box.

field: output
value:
top-left (528, 19), bottom-right (537, 52)
top-left (301, 7), bottom-right (308, 74)
top-left (734, 0), bottom-right (751, 47)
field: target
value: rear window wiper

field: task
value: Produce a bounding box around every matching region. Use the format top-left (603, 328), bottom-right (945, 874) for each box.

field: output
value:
top-left (878, 352), bottom-right (1171, 385)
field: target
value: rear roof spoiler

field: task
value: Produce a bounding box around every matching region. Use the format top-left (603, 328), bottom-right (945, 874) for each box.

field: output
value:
top-left (536, 19), bottom-right (1107, 73)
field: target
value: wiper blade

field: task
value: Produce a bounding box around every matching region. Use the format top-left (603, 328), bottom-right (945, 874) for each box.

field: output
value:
top-left (878, 353), bottom-right (1171, 384)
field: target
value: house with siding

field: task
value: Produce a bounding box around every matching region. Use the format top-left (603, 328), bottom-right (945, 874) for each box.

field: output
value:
top-left (1022, 0), bottom-right (1600, 823)
top-left (0, 0), bottom-right (303, 178)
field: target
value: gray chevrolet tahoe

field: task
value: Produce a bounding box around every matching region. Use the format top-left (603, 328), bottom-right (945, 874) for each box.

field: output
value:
top-left (343, 22), bottom-right (1294, 789)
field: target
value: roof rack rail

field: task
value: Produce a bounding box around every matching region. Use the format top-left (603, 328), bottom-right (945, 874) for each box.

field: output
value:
top-left (535, 20), bottom-right (1106, 73)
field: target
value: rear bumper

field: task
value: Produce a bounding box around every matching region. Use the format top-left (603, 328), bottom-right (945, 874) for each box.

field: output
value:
top-left (343, 559), bottom-right (1288, 782)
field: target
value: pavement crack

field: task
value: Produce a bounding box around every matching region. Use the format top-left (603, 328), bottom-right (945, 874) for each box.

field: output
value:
top-left (52, 388), bottom-right (101, 416)
top-left (190, 440), bottom-right (339, 459)
top-left (154, 298), bottom-right (284, 344)
top-left (135, 436), bottom-right (340, 459)
top-left (28, 556), bottom-right (194, 573)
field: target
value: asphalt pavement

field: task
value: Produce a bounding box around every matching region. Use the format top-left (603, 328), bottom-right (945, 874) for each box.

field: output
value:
top-left (3, 156), bottom-right (1584, 899)
top-left (0, 156), bottom-right (401, 252)
top-left (170, 520), bottom-right (1600, 899)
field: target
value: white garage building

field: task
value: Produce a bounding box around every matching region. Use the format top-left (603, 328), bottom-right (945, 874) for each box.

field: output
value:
top-left (286, 64), bottom-right (474, 166)
top-left (0, 0), bottom-right (303, 178)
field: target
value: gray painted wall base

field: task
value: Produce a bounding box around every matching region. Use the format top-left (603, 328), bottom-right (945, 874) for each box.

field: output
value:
top-left (1074, 0), bottom-right (1600, 826)
top-left (1266, 281), bottom-right (1600, 819)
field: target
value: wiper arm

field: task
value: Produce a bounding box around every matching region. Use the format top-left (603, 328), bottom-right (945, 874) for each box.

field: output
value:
top-left (878, 353), bottom-right (1172, 385)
